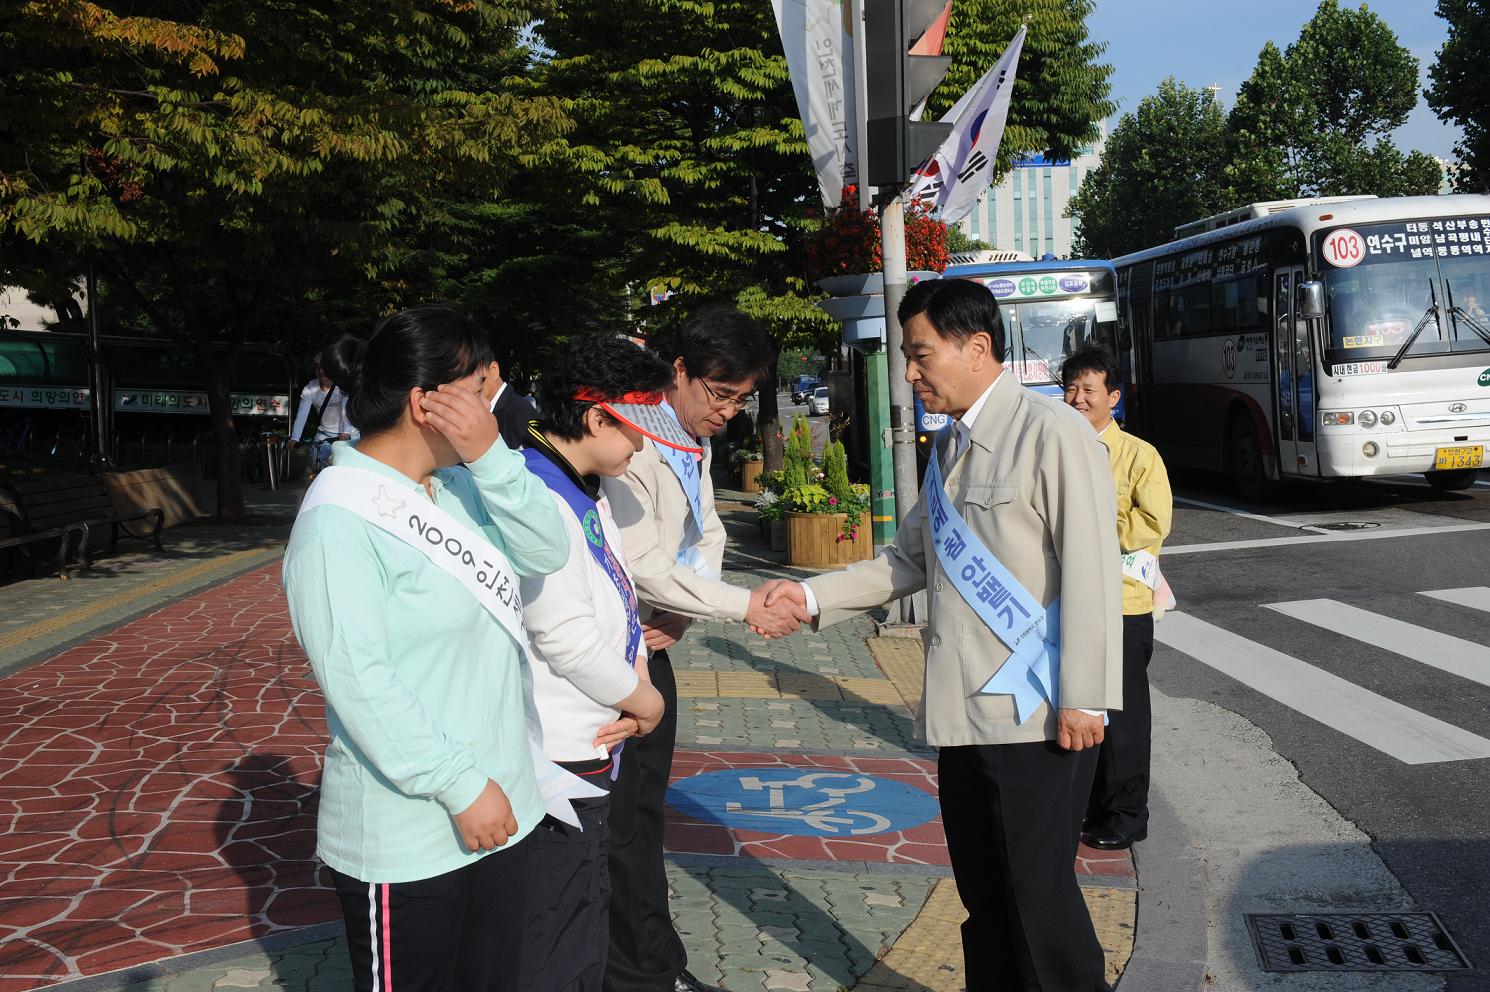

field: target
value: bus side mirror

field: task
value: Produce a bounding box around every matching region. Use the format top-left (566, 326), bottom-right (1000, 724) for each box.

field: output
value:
top-left (1297, 281), bottom-right (1326, 319)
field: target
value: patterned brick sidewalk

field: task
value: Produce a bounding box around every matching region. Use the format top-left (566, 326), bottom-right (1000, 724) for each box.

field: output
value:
top-left (0, 534), bottom-right (1136, 991)
top-left (0, 565), bottom-right (333, 991)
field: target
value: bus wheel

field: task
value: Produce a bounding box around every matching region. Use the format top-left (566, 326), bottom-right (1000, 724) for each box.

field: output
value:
top-left (1227, 416), bottom-right (1273, 503)
top-left (1425, 468), bottom-right (1480, 492)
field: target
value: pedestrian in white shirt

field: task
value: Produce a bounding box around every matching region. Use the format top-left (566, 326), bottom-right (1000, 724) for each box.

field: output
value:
top-left (291, 356), bottom-right (359, 476)
top-left (518, 336), bottom-right (702, 992)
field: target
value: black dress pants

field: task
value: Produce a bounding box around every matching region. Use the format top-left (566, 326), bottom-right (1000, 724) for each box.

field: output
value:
top-left (330, 839), bottom-right (532, 992)
top-left (938, 740), bottom-right (1109, 992)
top-left (604, 648), bottom-right (686, 992)
top-left (1086, 613), bottom-right (1155, 838)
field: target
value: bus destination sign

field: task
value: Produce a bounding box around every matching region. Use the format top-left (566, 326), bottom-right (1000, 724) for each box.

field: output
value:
top-left (1154, 236), bottom-right (1266, 291)
top-left (1321, 218), bottom-right (1490, 268)
top-left (981, 273), bottom-right (1092, 300)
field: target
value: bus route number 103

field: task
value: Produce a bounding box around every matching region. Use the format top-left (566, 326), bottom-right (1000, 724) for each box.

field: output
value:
top-left (1323, 229), bottom-right (1365, 268)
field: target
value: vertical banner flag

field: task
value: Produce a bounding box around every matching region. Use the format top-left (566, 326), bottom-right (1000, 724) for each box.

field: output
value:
top-left (773, 0), bottom-right (861, 209)
top-left (907, 25), bottom-right (1026, 225)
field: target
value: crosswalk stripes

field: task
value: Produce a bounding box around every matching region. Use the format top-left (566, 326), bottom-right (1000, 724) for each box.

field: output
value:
top-left (1154, 592), bottom-right (1490, 766)
top-left (1421, 587), bottom-right (1490, 613)
top-left (1263, 599), bottom-right (1490, 689)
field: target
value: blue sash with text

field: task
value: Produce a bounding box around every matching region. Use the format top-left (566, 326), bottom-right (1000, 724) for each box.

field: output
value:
top-left (522, 450), bottom-right (643, 672)
top-left (924, 451), bottom-right (1059, 723)
top-left (653, 400), bottom-right (708, 570)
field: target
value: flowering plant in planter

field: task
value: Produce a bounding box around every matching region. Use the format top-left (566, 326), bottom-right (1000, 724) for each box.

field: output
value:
top-left (804, 185), bottom-right (950, 282)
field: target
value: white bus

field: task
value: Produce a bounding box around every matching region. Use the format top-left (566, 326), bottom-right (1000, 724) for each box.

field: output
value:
top-left (1115, 195), bottom-right (1490, 499)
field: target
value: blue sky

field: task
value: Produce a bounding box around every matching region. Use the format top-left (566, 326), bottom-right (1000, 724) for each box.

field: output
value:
top-left (1086, 0), bottom-right (1460, 159)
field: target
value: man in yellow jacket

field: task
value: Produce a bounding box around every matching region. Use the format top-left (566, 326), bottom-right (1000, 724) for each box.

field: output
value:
top-left (1062, 344), bottom-right (1173, 851)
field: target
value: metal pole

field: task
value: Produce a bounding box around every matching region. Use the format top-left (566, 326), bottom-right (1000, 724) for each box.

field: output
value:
top-left (879, 193), bottom-right (922, 623)
top-left (862, 347), bottom-right (895, 544)
top-left (84, 262), bottom-right (111, 467)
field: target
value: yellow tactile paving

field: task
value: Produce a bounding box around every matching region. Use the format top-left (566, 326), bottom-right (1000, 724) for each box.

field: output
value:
top-left (853, 879), bottom-right (1134, 992)
top-left (866, 636), bottom-right (926, 715)
top-left (854, 636), bottom-right (1138, 991)
top-left (674, 669), bottom-right (914, 707)
top-left (0, 545), bottom-right (282, 654)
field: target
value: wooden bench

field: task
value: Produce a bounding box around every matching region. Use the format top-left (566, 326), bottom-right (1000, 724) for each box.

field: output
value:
top-left (0, 483), bottom-right (84, 578)
top-left (5, 475), bottom-right (164, 575)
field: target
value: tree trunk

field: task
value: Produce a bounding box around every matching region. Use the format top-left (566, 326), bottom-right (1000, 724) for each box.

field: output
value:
top-left (205, 365), bottom-right (245, 522)
top-left (760, 351), bottom-right (784, 471)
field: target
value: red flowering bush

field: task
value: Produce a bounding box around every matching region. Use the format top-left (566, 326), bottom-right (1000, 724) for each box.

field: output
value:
top-left (805, 185), bottom-right (950, 282)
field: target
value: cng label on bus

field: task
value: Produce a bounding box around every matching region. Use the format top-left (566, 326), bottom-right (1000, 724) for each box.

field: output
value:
top-left (1479, 367), bottom-right (1490, 387)
top-left (1322, 228), bottom-right (1365, 268)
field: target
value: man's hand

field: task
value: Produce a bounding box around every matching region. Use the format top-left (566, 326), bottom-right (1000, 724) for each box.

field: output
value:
top-left (1057, 708), bottom-right (1105, 752)
top-left (746, 580), bottom-right (809, 638)
top-left (642, 611), bottom-right (691, 651)
top-left (451, 779), bottom-right (518, 852)
top-left (420, 384), bottom-right (500, 463)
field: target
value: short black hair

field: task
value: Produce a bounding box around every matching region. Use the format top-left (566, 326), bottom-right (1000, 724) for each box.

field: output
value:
top-left (537, 335), bottom-right (675, 441)
top-left (1060, 343), bottom-right (1122, 393)
top-left (654, 304), bottom-right (774, 387)
top-left (897, 278), bottom-right (1006, 361)
top-left (324, 304), bottom-right (492, 436)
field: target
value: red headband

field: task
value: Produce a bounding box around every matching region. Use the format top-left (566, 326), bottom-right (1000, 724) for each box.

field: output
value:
top-left (573, 388), bottom-right (665, 405)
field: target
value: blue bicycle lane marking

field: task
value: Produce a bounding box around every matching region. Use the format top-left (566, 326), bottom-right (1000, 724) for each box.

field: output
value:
top-left (665, 768), bottom-right (939, 838)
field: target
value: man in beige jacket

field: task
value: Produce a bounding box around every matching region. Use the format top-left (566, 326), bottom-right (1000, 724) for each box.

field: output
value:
top-left (600, 305), bottom-right (806, 992)
top-left (767, 278), bottom-right (1123, 991)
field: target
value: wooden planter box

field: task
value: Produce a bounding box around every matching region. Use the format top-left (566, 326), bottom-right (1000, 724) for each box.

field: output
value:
top-left (785, 510), bottom-right (873, 568)
top-left (739, 458), bottom-right (765, 493)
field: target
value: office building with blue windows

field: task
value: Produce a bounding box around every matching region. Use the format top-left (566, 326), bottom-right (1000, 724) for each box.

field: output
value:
top-left (955, 126), bottom-right (1106, 260)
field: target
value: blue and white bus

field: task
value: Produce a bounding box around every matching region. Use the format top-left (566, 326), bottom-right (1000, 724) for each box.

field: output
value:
top-left (914, 258), bottom-right (1122, 469)
top-left (1115, 195), bottom-right (1490, 498)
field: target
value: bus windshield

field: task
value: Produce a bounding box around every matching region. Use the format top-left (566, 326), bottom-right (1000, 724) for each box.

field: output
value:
top-left (999, 298), bottom-right (1113, 383)
top-left (1320, 220), bottom-right (1490, 362)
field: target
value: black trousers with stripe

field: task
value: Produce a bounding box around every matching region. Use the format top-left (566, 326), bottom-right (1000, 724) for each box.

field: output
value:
top-left (330, 840), bottom-right (532, 992)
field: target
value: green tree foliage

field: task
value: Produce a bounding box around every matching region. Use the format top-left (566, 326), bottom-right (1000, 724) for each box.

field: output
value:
top-left (927, 0), bottom-right (1115, 181)
top-left (0, 0), bottom-right (571, 518)
top-left (946, 226), bottom-right (993, 255)
top-left (1225, 0), bottom-right (1440, 202)
top-left (532, 0), bottom-right (839, 465)
top-left (1426, 0), bottom-right (1490, 192)
top-left (821, 439), bottom-right (852, 503)
top-left (1068, 79), bottom-right (1230, 258)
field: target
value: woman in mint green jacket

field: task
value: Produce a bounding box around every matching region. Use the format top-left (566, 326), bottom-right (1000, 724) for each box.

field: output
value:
top-left (284, 305), bottom-right (568, 992)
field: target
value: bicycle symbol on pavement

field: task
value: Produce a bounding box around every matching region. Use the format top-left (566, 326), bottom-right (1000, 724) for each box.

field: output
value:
top-left (666, 768), bottom-right (939, 838)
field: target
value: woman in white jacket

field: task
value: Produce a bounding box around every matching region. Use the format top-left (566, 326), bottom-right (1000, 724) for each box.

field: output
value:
top-left (517, 335), bottom-right (702, 992)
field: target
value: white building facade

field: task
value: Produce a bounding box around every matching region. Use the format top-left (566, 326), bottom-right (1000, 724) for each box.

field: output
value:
top-left (954, 127), bottom-right (1106, 260)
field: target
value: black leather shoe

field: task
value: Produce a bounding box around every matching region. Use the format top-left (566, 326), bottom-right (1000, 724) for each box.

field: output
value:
top-left (674, 970), bottom-right (726, 992)
top-left (1081, 826), bottom-right (1147, 850)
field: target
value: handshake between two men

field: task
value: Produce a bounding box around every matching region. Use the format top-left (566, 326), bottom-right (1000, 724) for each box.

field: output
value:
top-left (743, 579), bottom-right (813, 639)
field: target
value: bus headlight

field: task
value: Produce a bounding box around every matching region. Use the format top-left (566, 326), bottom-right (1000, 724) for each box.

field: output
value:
top-left (1363, 441), bottom-right (1379, 458)
top-left (1322, 411), bottom-right (1354, 426)
top-left (1379, 409), bottom-right (1396, 426)
top-left (1358, 410), bottom-right (1378, 429)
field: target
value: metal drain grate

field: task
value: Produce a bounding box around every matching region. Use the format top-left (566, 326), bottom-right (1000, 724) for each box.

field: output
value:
top-left (1309, 521), bottom-right (1383, 531)
top-left (1247, 913), bottom-right (1471, 972)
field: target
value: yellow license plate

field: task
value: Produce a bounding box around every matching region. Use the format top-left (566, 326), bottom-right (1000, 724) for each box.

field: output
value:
top-left (1434, 445), bottom-right (1485, 470)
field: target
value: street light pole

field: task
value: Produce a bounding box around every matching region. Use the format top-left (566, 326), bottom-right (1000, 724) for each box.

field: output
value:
top-left (879, 192), bottom-right (923, 623)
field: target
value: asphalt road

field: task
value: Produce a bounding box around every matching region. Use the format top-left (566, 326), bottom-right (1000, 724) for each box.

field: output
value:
top-left (1151, 470), bottom-right (1490, 989)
